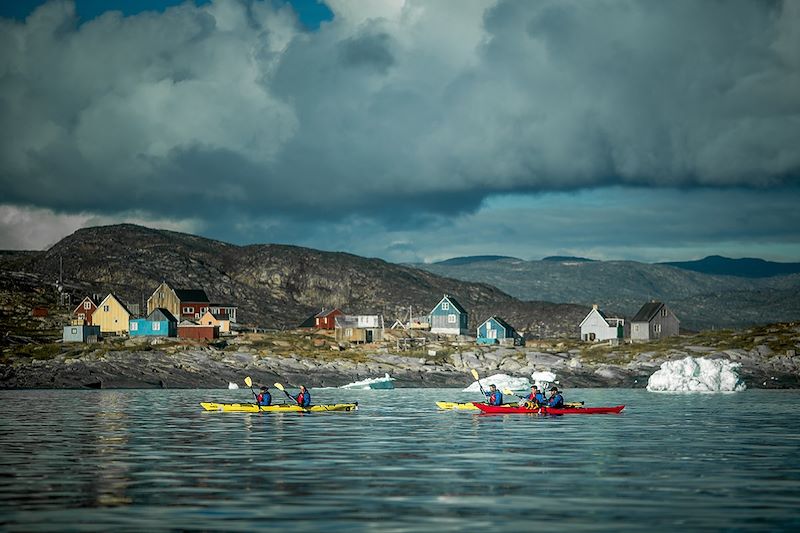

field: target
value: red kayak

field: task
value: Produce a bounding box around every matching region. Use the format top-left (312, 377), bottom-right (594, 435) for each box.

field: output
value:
top-left (472, 403), bottom-right (625, 415)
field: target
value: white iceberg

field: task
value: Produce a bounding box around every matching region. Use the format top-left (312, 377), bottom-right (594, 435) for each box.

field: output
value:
top-left (228, 382), bottom-right (239, 390)
top-left (647, 356), bottom-right (746, 393)
top-left (340, 373), bottom-right (396, 390)
top-left (462, 373), bottom-right (531, 393)
top-left (531, 371), bottom-right (557, 390)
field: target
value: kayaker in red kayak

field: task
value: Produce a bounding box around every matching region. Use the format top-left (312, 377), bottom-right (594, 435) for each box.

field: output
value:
top-left (485, 384), bottom-right (503, 406)
top-left (520, 385), bottom-right (545, 408)
top-left (295, 385), bottom-right (311, 407)
top-left (546, 386), bottom-right (565, 408)
top-left (257, 386), bottom-right (272, 407)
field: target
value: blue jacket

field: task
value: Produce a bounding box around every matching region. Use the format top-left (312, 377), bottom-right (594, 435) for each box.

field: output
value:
top-left (485, 390), bottom-right (503, 406)
top-left (257, 391), bottom-right (272, 406)
top-left (546, 393), bottom-right (564, 408)
top-left (296, 390), bottom-right (311, 407)
top-left (526, 392), bottom-right (545, 404)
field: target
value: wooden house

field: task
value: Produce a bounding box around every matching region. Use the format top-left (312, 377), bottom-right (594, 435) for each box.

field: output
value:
top-left (477, 316), bottom-right (524, 346)
top-left (147, 282), bottom-right (211, 321)
top-left (31, 306), bottom-right (49, 317)
top-left (178, 320), bottom-right (219, 340)
top-left (429, 295), bottom-right (469, 336)
top-left (72, 296), bottom-right (99, 325)
top-left (580, 305), bottom-right (628, 342)
top-left (206, 303), bottom-right (237, 324)
top-left (93, 294), bottom-right (132, 334)
top-left (631, 301), bottom-right (680, 341)
top-left (63, 324), bottom-right (101, 343)
top-left (130, 308), bottom-right (178, 337)
top-left (315, 308), bottom-right (344, 330)
top-left (198, 310), bottom-right (231, 334)
top-left (335, 314), bottom-right (384, 343)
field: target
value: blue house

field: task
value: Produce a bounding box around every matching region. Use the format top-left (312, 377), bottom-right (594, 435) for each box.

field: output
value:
top-left (429, 294), bottom-right (469, 336)
top-left (477, 316), bottom-right (524, 346)
top-left (129, 308), bottom-right (178, 337)
top-left (63, 324), bottom-right (101, 343)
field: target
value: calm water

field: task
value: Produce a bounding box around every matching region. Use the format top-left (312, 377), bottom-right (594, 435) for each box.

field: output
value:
top-left (1, 388), bottom-right (799, 532)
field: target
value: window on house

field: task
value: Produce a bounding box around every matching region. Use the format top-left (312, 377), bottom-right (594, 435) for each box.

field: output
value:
top-left (103, 305), bottom-right (109, 312)
top-left (448, 314), bottom-right (456, 323)
top-left (183, 307), bottom-right (192, 314)
top-left (153, 322), bottom-right (160, 331)
top-left (71, 328), bottom-right (78, 334)
top-left (78, 313), bottom-right (85, 320)
top-left (345, 328), bottom-right (352, 336)
top-left (84, 302), bottom-right (91, 309)
top-left (130, 322), bottom-right (138, 331)
top-left (442, 302), bottom-right (449, 310)
top-left (201, 307), bottom-right (208, 314)
top-left (634, 325), bottom-right (639, 332)
top-left (661, 308), bottom-right (667, 317)
top-left (655, 324), bottom-right (662, 333)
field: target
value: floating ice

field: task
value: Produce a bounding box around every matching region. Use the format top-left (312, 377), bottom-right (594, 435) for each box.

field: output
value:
top-left (340, 373), bottom-right (396, 390)
top-left (531, 371), bottom-right (557, 390)
top-left (462, 373), bottom-right (531, 393)
top-left (647, 356), bottom-right (746, 393)
top-left (228, 382), bottom-right (239, 390)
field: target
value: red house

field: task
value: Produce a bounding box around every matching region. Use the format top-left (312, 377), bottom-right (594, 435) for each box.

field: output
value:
top-left (178, 322), bottom-right (219, 340)
top-left (315, 308), bottom-right (344, 330)
top-left (72, 296), bottom-right (99, 325)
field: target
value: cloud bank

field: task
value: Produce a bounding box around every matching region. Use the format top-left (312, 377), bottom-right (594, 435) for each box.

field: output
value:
top-left (1, 0), bottom-right (798, 258)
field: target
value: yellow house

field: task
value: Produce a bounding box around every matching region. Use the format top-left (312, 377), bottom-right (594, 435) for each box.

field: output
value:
top-left (198, 310), bottom-right (230, 334)
top-left (94, 294), bottom-right (132, 334)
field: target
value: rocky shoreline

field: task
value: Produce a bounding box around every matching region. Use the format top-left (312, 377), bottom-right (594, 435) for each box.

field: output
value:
top-left (2, 332), bottom-right (799, 389)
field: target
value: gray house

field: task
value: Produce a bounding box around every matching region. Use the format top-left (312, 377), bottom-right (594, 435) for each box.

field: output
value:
top-left (631, 301), bottom-right (680, 341)
top-left (63, 324), bottom-right (101, 343)
top-left (429, 295), bottom-right (469, 336)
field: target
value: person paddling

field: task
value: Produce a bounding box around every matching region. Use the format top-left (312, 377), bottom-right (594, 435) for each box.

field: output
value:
top-left (520, 384), bottom-right (545, 408)
top-left (485, 384), bottom-right (503, 406)
top-left (257, 386), bottom-right (271, 407)
top-left (295, 385), bottom-right (311, 407)
top-left (546, 386), bottom-right (565, 408)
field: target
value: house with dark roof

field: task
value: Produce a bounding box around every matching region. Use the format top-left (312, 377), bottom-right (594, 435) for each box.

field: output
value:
top-left (130, 308), bottom-right (178, 337)
top-left (580, 304), bottom-right (628, 342)
top-left (429, 294), bottom-right (469, 336)
top-left (631, 301), bottom-right (680, 341)
top-left (147, 282), bottom-right (212, 322)
top-left (477, 316), bottom-right (524, 346)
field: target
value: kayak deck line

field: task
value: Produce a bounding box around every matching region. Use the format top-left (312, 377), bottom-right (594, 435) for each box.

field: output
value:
top-left (471, 403), bottom-right (625, 415)
top-left (200, 402), bottom-right (359, 413)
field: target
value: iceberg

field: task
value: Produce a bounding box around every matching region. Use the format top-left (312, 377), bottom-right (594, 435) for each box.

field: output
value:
top-left (340, 373), bottom-right (396, 390)
top-left (647, 356), bottom-right (746, 393)
top-left (228, 382), bottom-right (239, 390)
top-left (462, 373), bottom-right (531, 393)
top-left (531, 371), bottom-right (557, 390)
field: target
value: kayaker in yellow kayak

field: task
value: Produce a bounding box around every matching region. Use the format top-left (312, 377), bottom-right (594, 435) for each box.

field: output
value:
top-left (295, 385), bottom-right (311, 407)
top-left (546, 386), bottom-right (565, 408)
top-left (257, 386), bottom-right (272, 407)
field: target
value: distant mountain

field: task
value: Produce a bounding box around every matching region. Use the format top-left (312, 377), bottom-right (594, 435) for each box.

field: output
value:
top-left (661, 255), bottom-right (800, 278)
top-left (434, 255), bottom-right (520, 266)
top-left (416, 257), bottom-right (800, 331)
top-left (542, 256), bottom-right (596, 263)
top-left (0, 224), bottom-right (586, 338)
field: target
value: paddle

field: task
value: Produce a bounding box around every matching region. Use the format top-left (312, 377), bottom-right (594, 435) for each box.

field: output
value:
top-left (470, 368), bottom-right (488, 403)
top-left (274, 382), bottom-right (296, 404)
top-left (244, 376), bottom-right (262, 412)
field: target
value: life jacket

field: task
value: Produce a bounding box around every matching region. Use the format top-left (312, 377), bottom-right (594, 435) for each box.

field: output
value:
top-left (489, 392), bottom-right (503, 406)
top-left (297, 391), bottom-right (311, 407)
top-left (548, 393), bottom-right (564, 408)
top-left (257, 392), bottom-right (271, 406)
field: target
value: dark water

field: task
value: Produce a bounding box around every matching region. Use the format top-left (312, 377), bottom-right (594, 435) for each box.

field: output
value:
top-left (1, 388), bottom-right (799, 532)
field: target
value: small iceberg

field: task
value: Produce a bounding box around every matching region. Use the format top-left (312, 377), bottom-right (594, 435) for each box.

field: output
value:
top-left (531, 371), bottom-right (557, 390)
top-left (647, 356), bottom-right (746, 393)
top-left (340, 373), bottom-right (396, 390)
top-left (228, 382), bottom-right (239, 390)
top-left (462, 373), bottom-right (531, 393)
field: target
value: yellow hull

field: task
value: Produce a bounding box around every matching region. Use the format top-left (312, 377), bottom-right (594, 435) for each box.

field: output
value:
top-left (200, 402), bottom-right (358, 413)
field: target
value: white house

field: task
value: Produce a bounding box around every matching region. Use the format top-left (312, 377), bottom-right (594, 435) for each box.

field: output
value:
top-left (580, 304), bottom-right (628, 342)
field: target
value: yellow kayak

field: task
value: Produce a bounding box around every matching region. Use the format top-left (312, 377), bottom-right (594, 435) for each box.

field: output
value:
top-left (200, 402), bottom-right (358, 413)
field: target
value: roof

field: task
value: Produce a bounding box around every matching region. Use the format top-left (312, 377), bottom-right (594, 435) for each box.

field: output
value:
top-left (148, 308), bottom-right (178, 323)
top-left (72, 295), bottom-right (98, 314)
top-left (173, 289), bottom-right (210, 303)
top-left (298, 313), bottom-right (317, 328)
top-left (632, 302), bottom-right (665, 323)
top-left (315, 308), bottom-right (343, 318)
top-left (434, 295), bottom-right (467, 314)
top-left (482, 316), bottom-right (515, 332)
top-left (98, 293), bottom-right (133, 316)
top-left (200, 311), bottom-right (229, 321)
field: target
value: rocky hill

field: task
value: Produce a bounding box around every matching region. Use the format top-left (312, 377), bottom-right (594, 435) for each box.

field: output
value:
top-left (415, 257), bottom-right (800, 331)
top-left (0, 225), bottom-right (587, 338)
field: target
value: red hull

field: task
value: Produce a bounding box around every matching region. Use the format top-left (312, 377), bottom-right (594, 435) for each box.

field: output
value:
top-left (472, 403), bottom-right (625, 415)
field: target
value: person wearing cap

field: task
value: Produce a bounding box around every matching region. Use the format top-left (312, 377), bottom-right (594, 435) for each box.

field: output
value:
top-left (257, 385), bottom-right (272, 406)
top-left (546, 386), bottom-right (565, 408)
top-left (484, 384), bottom-right (503, 406)
top-left (295, 385), bottom-right (311, 407)
top-left (520, 384), bottom-right (545, 408)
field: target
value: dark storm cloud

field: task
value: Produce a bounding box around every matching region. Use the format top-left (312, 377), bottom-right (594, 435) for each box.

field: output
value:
top-left (0, 0), bottom-right (798, 251)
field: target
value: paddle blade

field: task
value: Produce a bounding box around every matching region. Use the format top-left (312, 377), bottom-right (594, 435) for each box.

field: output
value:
top-left (502, 388), bottom-right (514, 396)
top-left (470, 368), bottom-right (479, 381)
top-left (244, 376), bottom-right (253, 387)
top-left (274, 383), bottom-right (285, 391)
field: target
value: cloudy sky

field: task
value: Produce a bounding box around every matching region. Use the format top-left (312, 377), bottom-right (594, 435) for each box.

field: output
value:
top-left (1, 0), bottom-right (799, 263)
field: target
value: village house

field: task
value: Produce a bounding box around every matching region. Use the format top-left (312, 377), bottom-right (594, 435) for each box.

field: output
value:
top-left (146, 282), bottom-right (238, 323)
top-left (177, 320), bottom-right (219, 340)
top-left (63, 322), bottom-right (101, 343)
top-left (198, 310), bottom-right (231, 334)
top-left (129, 308), bottom-right (178, 338)
top-left (580, 304), bottom-right (629, 342)
top-left (72, 296), bottom-right (99, 325)
top-left (631, 301), bottom-right (680, 341)
top-left (315, 308), bottom-right (344, 330)
top-left (429, 295), bottom-right (469, 336)
top-left (93, 294), bottom-right (132, 334)
top-left (477, 316), bottom-right (525, 346)
top-left (335, 314), bottom-right (384, 343)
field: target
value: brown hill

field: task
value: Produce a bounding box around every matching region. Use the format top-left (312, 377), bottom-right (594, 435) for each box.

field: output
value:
top-left (2, 224), bottom-right (586, 337)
